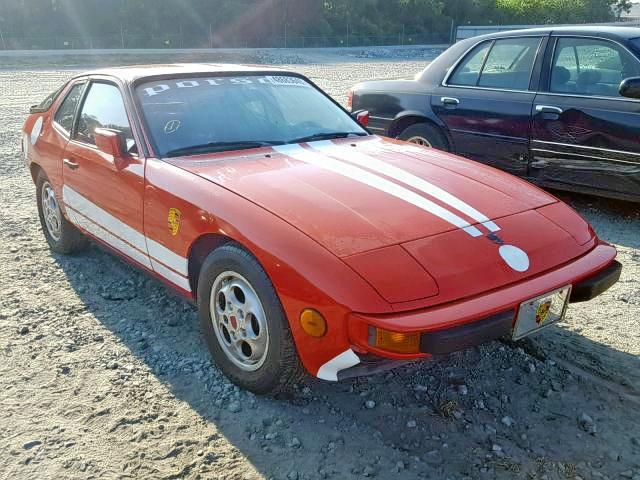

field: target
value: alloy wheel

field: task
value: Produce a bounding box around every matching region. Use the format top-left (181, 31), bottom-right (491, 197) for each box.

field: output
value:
top-left (41, 181), bottom-right (62, 241)
top-left (210, 271), bottom-right (269, 371)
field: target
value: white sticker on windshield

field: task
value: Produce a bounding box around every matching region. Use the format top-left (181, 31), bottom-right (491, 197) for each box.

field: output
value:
top-left (262, 76), bottom-right (308, 87)
top-left (140, 75), bottom-right (309, 97)
top-left (164, 119), bottom-right (181, 134)
top-left (143, 84), bottom-right (170, 97)
top-left (176, 80), bottom-right (200, 88)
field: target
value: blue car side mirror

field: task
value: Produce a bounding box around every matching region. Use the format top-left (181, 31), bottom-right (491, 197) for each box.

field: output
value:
top-left (619, 77), bottom-right (640, 99)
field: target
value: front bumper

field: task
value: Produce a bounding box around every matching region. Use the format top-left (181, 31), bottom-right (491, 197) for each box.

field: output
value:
top-left (348, 243), bottom-right (619, 360)
top-left (569, 259), bottom-right (622, 303)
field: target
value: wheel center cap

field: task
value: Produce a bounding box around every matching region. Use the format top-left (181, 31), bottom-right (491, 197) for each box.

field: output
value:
top-left (229, 315), bottom-right (238, 330)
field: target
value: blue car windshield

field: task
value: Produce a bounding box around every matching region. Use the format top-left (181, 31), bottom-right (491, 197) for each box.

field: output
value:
top-left (135, 74), bottom-right (367, 157)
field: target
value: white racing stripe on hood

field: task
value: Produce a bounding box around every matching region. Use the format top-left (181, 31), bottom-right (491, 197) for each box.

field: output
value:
top-left (311, 140), bottom-right (500, 233)
top-left (337, 139), bottom-right (531, 273)
top-left (274, 144), bottom-right (483, 237)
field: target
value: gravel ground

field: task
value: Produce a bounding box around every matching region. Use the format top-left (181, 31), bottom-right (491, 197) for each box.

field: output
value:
top-left (1, 51), bottom-right (639, 480)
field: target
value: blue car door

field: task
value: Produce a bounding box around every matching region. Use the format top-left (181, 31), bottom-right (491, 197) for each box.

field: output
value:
top-left (530, 35), bottom-right (640, 201)
top-left (431, 35), bottom-right (547, 176)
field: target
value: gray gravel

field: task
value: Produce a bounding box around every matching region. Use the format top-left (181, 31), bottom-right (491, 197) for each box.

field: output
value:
top-left (1, 51), bottom-right (639, 479)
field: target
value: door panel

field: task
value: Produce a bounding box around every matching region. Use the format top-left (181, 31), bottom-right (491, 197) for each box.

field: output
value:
top-left (432, 87), bottom-right (535, 174)
top-left (530, 36), bottom-right (640, 199)
top-left (432, 36), bottom-right (543, 175)
top-left (529, 96), bottom-right (640, 198)
top-left (61, 81), bottom-right (148, 266)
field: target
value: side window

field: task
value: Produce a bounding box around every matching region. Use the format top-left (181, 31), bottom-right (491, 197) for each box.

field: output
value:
top-left (449, 37), bottom-right (540, 90)
top-left (75, 82), bottom-right (136, 152)
top-left (477, 37), bottom-right (541, 90)
top-left (550, 37), bottom-right (640, 97)
top-left (53, 83), bottom-right (85, 134)
top-left (448, 42), bottom-right (491, 86)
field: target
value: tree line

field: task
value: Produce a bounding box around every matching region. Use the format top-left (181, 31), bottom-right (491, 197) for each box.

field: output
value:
top-left (0, 0), bottom-right (633, 48)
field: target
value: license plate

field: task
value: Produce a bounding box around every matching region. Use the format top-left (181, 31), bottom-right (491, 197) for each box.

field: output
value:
top-left (512, 285), bottom-right (572, 340)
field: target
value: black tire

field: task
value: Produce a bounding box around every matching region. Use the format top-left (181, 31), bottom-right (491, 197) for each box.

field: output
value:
top-left (197, 243), bottom-right (306, 395)
top-left (398, 122), bottom-right (449, 151)
top-left (36, 171), bottom-right (87, 254)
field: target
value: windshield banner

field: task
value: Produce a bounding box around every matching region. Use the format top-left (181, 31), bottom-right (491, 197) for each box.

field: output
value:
top-left (141, 75), bottom-right (309, 97)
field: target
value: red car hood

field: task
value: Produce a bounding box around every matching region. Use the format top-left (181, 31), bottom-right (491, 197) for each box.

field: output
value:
top-left (171, 136), bottom-right (558, 258)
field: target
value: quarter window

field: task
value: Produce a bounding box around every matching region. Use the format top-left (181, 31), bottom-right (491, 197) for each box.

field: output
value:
top-left (550, 37), bottom-right (640, 97)
top-left (448, 42), bottom-right (491, 86)
top-left (36, 86), bottom-right (64, 111)
top-left (75, 82), bottom-right (135, 150)
top-left (449, 37), bottom-right (541, 90)
top-left (53, 83), bottom-right (85, 134)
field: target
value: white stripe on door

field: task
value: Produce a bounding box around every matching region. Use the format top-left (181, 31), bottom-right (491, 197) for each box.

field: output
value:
top-left (62, 185), bottom-right (191, 292)
top-left (273, 144), bottom-right (483, 237)
top-left (63, 185), bottom-right (147, 252)
top-left (147, 238), bottom-right (189, 277)
top-left (150, 258), bottom-right (191, 291)
top-left (310, 140), bottom-right (500, 233)
top-left (66, 207), bottom-right (153, 270)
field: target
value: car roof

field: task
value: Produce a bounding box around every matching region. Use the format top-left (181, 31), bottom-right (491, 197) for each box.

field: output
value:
top-left (481, 25), bottom-right (640, 41)
top-left (76, 63), bottom-right (289, 84)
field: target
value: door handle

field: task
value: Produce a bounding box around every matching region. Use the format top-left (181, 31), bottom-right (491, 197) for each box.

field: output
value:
top-left (529, 160), bottom-right (548, 169)
top-left (535, 105), bottom-right (563, 115)
top-left (441, 97), bottom-right (460, 106)
top-left (63, 158), bottom-right (79, 170)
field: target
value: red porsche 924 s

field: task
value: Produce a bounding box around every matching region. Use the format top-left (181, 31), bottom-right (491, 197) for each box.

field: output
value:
top-left (23, 64), bottom-right (621, 394)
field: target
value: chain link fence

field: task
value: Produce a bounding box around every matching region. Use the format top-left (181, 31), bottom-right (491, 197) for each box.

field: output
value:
top-left (0, 31), bottom-right (450, 50)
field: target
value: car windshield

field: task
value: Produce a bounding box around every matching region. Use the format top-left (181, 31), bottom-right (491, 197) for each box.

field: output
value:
top-left (135, 74), bottom-right (368, 157)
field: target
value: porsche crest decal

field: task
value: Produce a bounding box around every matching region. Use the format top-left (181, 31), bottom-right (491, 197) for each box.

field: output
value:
top-left (168, 208), bottom-right (182, 236)
top-left (535, 301), bottom-right (552, 325)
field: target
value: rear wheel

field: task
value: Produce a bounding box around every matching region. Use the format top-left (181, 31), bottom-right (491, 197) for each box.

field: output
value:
top-left (398, 123), bottom-right (449, 151)
top-left (197, 243), bottom-right (305, 394)
top-left (36, 172), bottom-right (87, 254)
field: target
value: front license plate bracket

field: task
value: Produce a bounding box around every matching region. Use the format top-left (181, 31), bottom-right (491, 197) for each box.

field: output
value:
top-left (512, 285), bottom-right (571, 340)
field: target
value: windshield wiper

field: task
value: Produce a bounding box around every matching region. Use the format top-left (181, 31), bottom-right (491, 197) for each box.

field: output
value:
top-left (165, 140), bottom-right (284, 158)
top-left (286, 131), bottom-right (367, 144)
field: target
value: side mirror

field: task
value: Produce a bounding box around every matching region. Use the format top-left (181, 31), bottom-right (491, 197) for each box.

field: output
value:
top-left (94, 128), bottom-right (128, 169)
top-left (619, 77), bottom-right (640, 99)
top-left (351, 109), bottom-right (370, 127)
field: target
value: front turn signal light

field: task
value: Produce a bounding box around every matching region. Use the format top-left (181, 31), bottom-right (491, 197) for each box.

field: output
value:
top-left (371, 327), bottom-right (420, 354)
top-left (300, 309), bottom-right (327, 337)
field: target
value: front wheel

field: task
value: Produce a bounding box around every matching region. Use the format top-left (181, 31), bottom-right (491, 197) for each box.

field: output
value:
top-left (398, 123), bottom-right (449, 151)
top-left (36, 172), bottom-right (87, 254)
top-left (197, 243), bottom-right (305, 395)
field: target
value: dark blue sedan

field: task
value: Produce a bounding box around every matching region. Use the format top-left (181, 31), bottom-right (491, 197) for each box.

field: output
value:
top-left (350, 26), bottom-right (640, 202)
